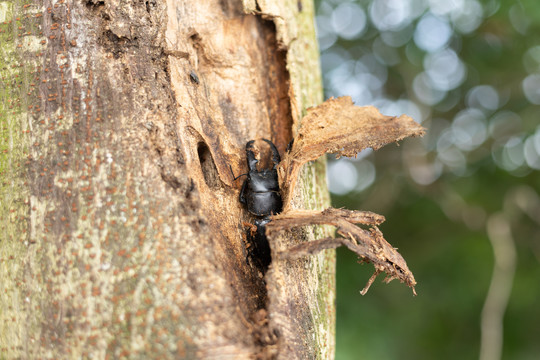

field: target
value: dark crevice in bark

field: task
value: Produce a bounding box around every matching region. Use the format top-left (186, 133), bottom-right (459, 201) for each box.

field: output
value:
top-left (197, 141), bottom-right (220, 189)
top-left (256, 19), bottom-right (293, 154)
top-left (244, 15), bottom-right (294, 360)
top-left (84, 0), bottom-right (105, 11)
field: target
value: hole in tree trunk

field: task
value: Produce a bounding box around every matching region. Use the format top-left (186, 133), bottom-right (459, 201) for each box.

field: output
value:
top-left (197, 142), bottom-right (220, 189)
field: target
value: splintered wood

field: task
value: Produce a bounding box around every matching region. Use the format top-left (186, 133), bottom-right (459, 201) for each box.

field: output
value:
top-left (273, 96), bottom-right (425, 295)
top-left (268, 209), bottom-right (417, 295)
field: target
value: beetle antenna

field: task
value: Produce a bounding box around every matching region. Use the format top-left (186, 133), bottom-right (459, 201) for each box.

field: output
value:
top-left (230, 165), bottom-right (248, 181)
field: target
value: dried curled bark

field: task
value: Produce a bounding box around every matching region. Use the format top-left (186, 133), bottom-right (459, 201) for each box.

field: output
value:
top-left (278, 96), bottom-right (425, 211)
top-left (272, 96), bottom-right (425, 295)
top-left (268, 209), bottom-right (417, 295)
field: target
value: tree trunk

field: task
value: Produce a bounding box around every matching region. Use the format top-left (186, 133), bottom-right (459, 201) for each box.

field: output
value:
top-left (1, 0), bottom-right (333, 358)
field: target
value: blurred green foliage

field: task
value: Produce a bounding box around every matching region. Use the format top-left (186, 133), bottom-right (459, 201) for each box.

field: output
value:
top-left (315, 0), bottom-right (540, 359)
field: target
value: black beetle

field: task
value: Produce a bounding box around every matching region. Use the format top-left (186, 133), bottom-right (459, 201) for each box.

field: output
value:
top-left (232, 139), bottom-right (283, 272)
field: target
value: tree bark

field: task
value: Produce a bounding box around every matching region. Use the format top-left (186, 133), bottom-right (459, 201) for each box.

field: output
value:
top-left (1, 0), bottom-right (333, 358)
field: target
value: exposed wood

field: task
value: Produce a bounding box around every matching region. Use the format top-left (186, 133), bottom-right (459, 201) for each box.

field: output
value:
top-left (268, 208), bottom-right (417, 296)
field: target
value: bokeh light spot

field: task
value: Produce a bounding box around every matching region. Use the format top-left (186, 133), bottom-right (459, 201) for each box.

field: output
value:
top-left (524, 132), bottom-right (540, 169)
top-left (509, 3), bottom-right (531, 35)
top-left (414, 14), bottom-right (452, 52)
top-left (328, 160), bottom-right (358, 195)
top-left (428, 0), bottom-right (465, 16)
top-left (369, 0), bottom-right (413, 31)
top-left (355, 160), bottom-right (376, 192)
top-left (413, 72), bottom-right (447, 105)
top-left (331, 3), bottom-right (367, 40)
top-left (493, 136), bottom-right (526, 171)
top-left (522, 74), bottom-right (540, 105)
top-left (451, 108), bottom-right (487, 151)
top-left (522, 45), bottom-right (540, 74)
top-left (466, 85), bottom-right (499, 111)
top-left (424, 49), bottom-right (466, 91)
top-left (488, 111), bottom-right (522, 140)
top-left (450, 0), bottom-right (483, 34)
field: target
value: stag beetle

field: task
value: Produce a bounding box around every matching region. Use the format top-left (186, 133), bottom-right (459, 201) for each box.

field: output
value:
top-left (232, 139), bottom-right (283, 272)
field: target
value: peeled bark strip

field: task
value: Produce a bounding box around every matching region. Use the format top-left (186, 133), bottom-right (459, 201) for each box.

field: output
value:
top-left (279, 96), bottom-right (426, 211)
top-left (268, 209), bottom-right (417, 295)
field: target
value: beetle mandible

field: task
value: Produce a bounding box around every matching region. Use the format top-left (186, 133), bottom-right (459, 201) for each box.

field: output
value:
top-left (232, 139), bottom-right (283, 272)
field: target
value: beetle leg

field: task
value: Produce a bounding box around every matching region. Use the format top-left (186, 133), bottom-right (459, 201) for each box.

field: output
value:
top-left (262, 138), bottom-right (281, 169)
top-left (245, 140), bottom-right (259, 172)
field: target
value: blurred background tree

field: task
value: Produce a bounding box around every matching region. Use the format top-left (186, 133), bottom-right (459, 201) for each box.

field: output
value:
top-left (314, 0), bottom-right (540, 359)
